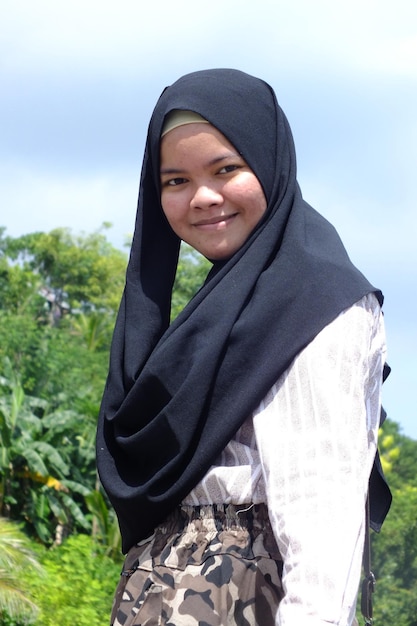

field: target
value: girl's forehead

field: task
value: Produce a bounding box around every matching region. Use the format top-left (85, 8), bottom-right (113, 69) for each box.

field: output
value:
top-left (160, 123), bottom-right (238, 166)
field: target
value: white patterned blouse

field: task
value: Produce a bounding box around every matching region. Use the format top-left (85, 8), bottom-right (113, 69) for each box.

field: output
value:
top-left (183, 292), bottom-right (386, 625)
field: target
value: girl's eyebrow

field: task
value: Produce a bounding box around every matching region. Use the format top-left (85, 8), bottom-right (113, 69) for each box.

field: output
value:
top-left (160, 153), bottom-right (241, 175)
top-left (160, 167), bottom-right (185, 175)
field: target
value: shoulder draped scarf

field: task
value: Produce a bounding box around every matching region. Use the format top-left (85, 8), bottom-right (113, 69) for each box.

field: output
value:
top-left (96, 69), bottom-right (391, 552)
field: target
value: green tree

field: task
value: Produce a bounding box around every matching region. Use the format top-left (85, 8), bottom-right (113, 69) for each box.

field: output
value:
top-left (1, 225), bottom-right (127, 313)
top-left (171, 243), bottom-right (211, 319)
top-left (0, 227), bottom-right (130, 549)
top-left (85, 489), bottom-right (122, 559)
top-left (0, 226), bottom-right (126, 409)
top-left (378, 419), bottom-right (417, 489)
top-left (367, 419), bottom-right (417, 625)
top-left (0, 517), bottom-right (41, 624)
top-left (0, 364), bottom-right (90, 543)
top-left (371, 485), bottom-right (417, 625)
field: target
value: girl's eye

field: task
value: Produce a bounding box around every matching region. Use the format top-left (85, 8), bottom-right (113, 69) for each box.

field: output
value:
top-left (218, 164), bottom-right (239, 174)
top-left (165, 177), bottom-right (187, 187)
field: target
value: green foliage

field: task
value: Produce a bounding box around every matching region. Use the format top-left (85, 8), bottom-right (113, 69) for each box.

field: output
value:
top-left (171, 243), bottom-right (211, 319)
top-left (0, 517), bottom-right (41, 625)
top-left (0, 226), bottom-right (126, 404)
top-left (378, 418), bottom-right (417, 489)
top-left (371, 485), bottom-right (417, 625)
top-left (1, 225), bottom-right (127, 313)
top-left (0, 227), bottom-right (127, 621)
top-left (0, 364), bottom-right (91, 543)
top-left (19, 534), bottom-right (121, 626)
top-left (85, 489), bottom-right (122, 559)
top-left (365, 418), bottom-right (417, 625)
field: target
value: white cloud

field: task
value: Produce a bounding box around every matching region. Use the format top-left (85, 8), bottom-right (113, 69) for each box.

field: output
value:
top-left (2, 0), bottom-right (417, 78)
top-left (0, 164), bottom-right (137, 249)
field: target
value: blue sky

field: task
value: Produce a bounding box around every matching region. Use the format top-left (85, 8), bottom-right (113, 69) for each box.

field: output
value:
top-left (1, 0), bottom-right (416, 438)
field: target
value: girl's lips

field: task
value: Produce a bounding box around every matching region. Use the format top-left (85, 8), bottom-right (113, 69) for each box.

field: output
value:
top-left (194, 214), bottom-right (237, 229)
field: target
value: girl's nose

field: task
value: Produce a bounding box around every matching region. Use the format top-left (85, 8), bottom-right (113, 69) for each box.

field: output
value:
top-left (190, 184), bottom-right (223, 209)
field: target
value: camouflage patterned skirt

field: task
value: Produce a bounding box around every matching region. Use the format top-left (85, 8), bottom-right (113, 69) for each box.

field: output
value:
top-left (111, 503), bottom-right (284, 626)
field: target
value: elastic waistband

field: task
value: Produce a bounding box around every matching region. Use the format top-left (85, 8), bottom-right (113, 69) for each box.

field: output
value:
top-left (156, 503), bottom-right (271, 536)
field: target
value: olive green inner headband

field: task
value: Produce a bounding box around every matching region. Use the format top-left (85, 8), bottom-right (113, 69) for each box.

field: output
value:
top-left (161, 110), bottom-right (209, 137)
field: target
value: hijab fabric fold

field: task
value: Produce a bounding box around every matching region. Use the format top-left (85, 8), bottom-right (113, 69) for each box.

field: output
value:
top-left (97, 69), bottom-right (391, 552)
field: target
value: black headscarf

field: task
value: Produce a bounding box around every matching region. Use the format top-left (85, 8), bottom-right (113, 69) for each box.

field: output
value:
top-left (97, 69), bottom-right (391, 553)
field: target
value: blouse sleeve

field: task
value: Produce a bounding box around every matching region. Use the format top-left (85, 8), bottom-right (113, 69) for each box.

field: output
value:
top-left (253, 293), bottom-right (387, 626)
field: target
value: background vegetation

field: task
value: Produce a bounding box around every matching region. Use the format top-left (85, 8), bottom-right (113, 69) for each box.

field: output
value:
top-left (0, 227), bottom-right (415, 625)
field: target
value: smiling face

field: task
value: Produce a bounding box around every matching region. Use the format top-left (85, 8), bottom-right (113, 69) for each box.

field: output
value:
top-left (160, 123), bottom-right (267, 260)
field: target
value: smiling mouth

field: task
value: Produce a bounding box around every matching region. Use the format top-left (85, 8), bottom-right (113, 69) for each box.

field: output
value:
top-left (194, 214), bottom-right (237, 228)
